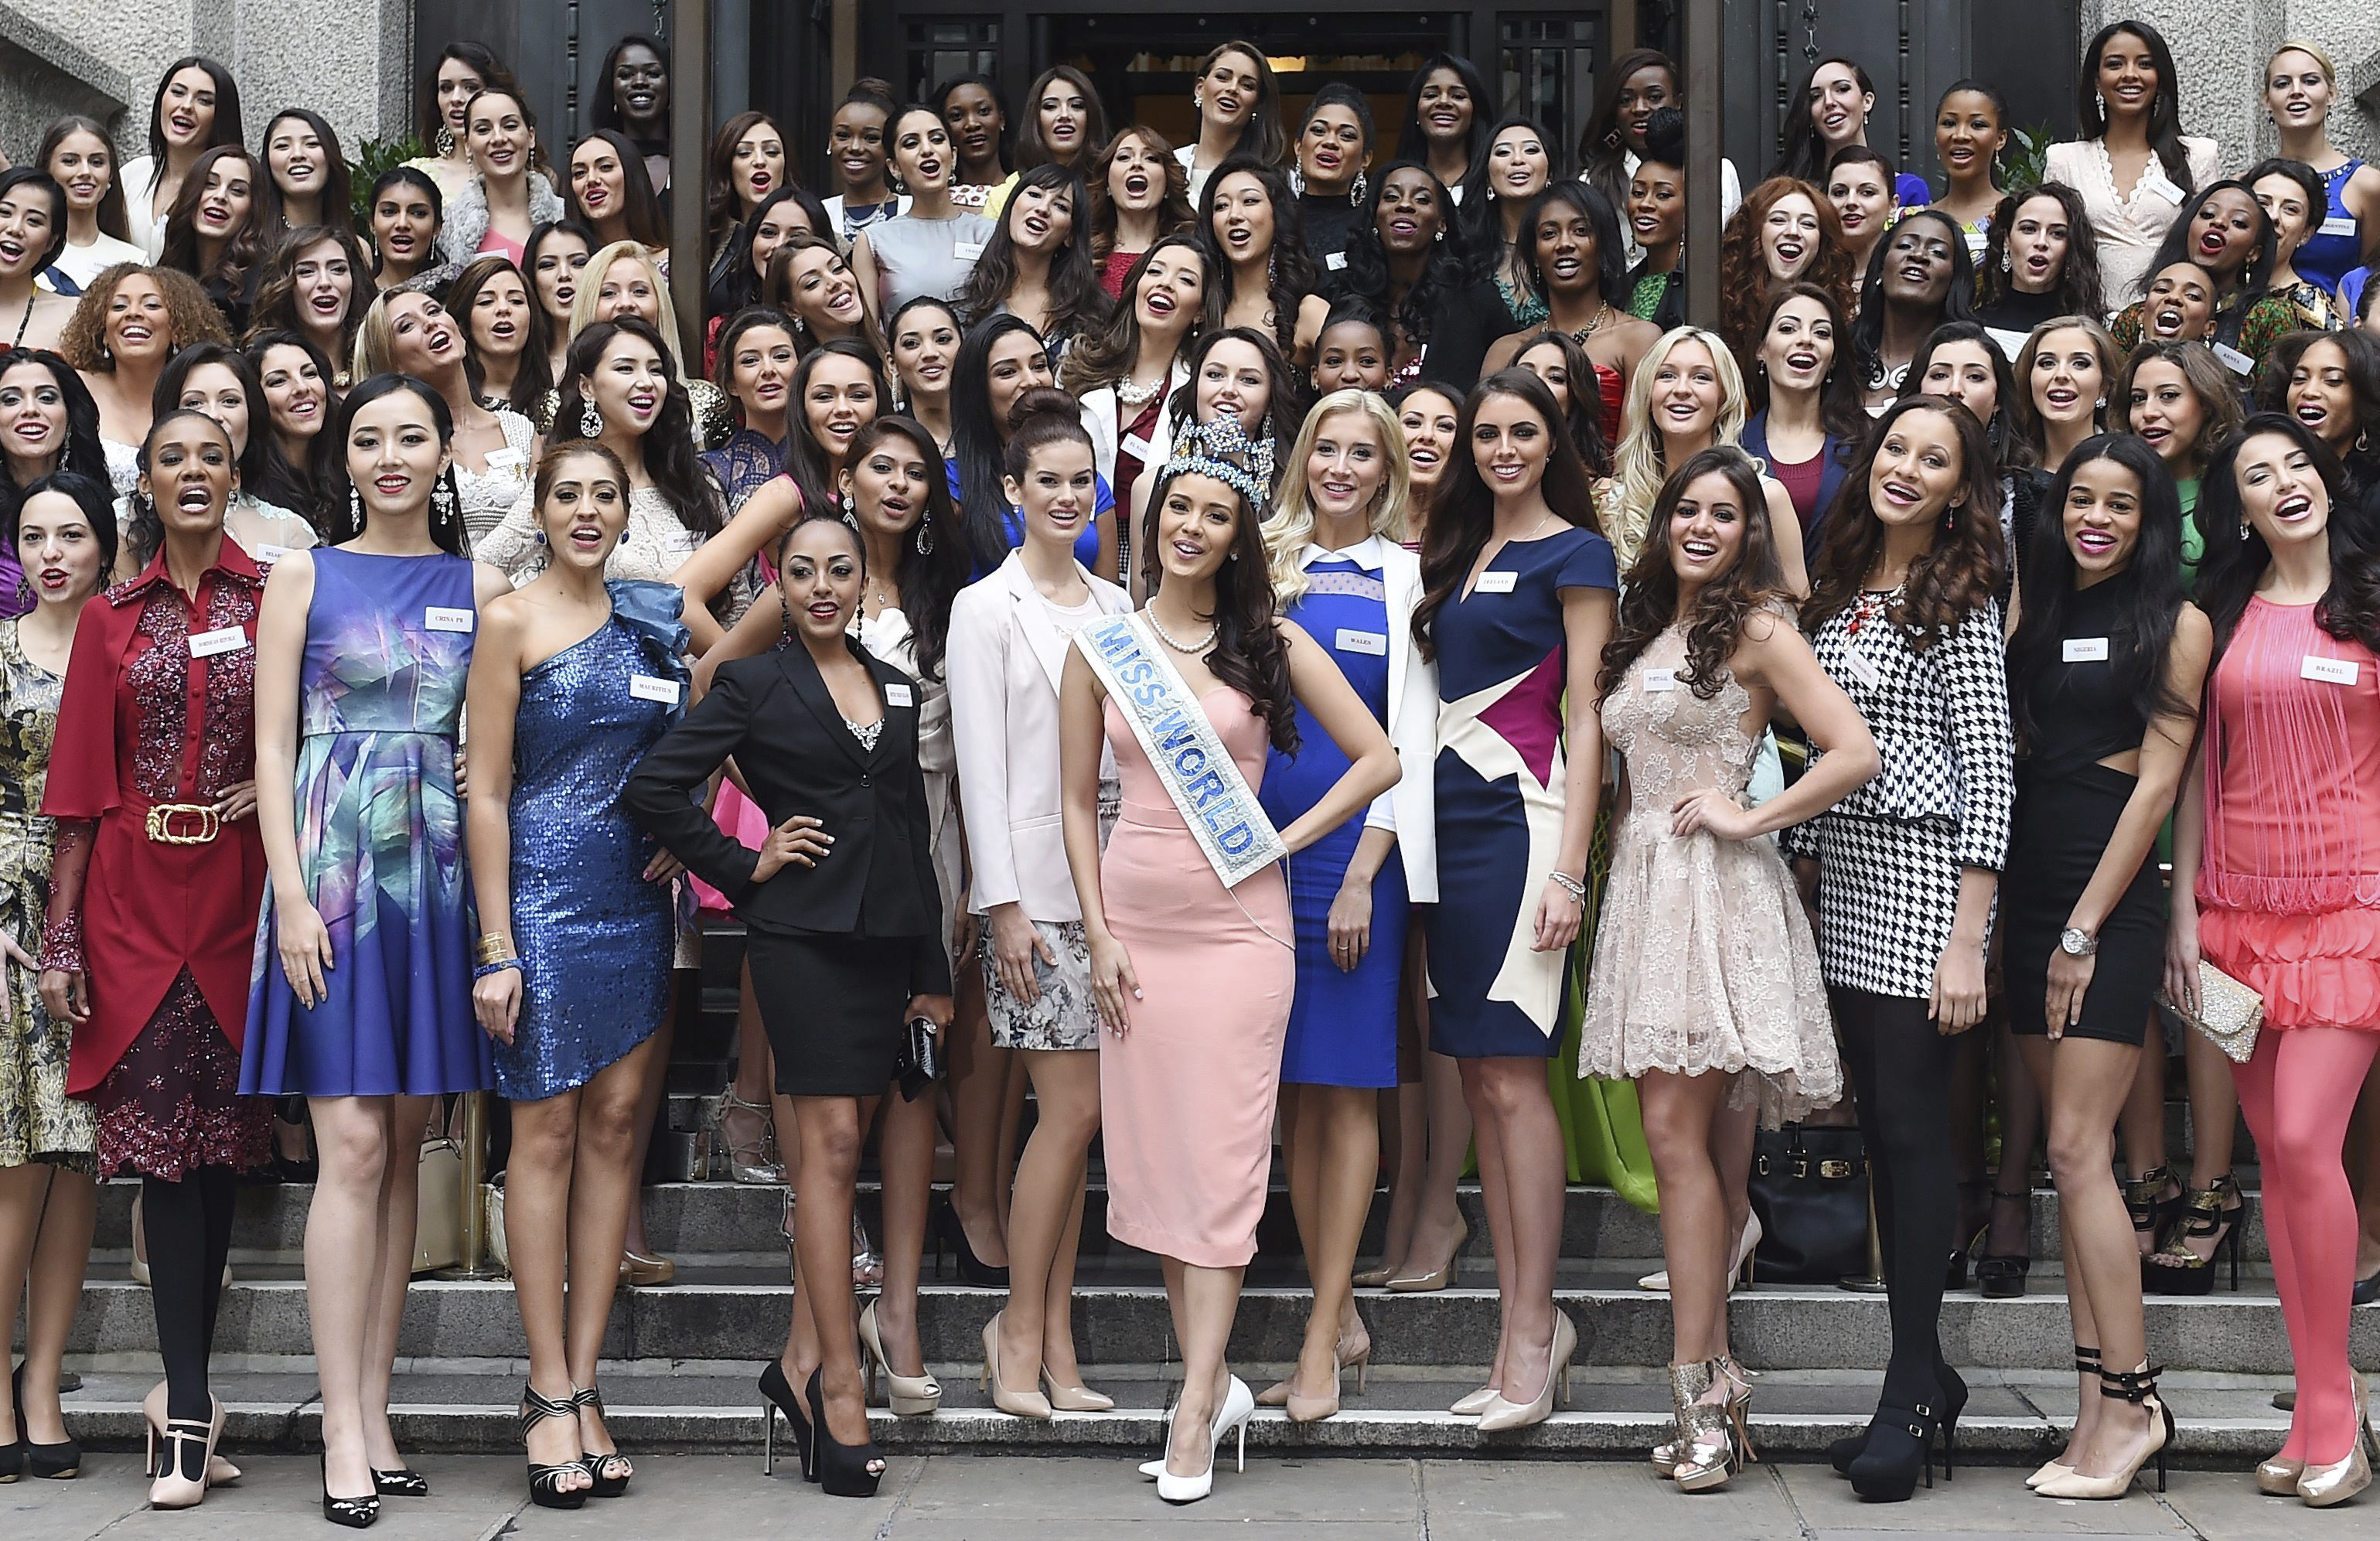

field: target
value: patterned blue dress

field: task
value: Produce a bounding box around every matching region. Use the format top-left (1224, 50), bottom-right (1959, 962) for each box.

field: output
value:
top-left (1261, 551), bottom-right (1407, 1088)
top-left (241, 548), bottom-right (490, 1096)
top-left (494, 583), bottom-right (688, 1099)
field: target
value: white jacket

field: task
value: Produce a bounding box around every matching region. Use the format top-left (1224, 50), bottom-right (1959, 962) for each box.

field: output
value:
top-left (1076, 356), bottom-right (1191, 493)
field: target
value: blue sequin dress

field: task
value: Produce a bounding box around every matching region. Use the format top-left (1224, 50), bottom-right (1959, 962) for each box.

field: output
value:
top-left (494, 581), bottom-right (689, 1099)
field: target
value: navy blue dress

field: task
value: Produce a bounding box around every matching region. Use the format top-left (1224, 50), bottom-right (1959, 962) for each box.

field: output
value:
top-left (1260, 553), bottom-right (1408, 1088)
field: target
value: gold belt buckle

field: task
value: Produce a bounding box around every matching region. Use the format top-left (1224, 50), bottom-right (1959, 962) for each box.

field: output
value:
top-left (145, 803), bottom-right (220, 844)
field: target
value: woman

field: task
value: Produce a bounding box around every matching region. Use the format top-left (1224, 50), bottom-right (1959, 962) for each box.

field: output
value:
top-left (1743, 283), bottom-right (1862, 538)
top-left (706, 183), bottom-right (832, 336)
top-left (997, 66), bottom-right (1107, 203)
top-left (2044, 22), bottom-right (2221, 304)
top-left (1394, 382), bottom-right (1462, 551)
top-left (523, 221), bottom-right (593, 406)
top-left (404, 41), bottom-right (513, 206)
top-left (155, 146), bottom-right (263, 331)
top-left (1066, 236), bottom-right (1212, 519)
top-left (2262, 329), bottom-right (2380, 496)
top-left (1291, 89), bottom-right (1375, 278)
top-left (466, 442), bottom-right (685, 1509)
top-left (1342, 162), bottom-right (1516, 390)
top-left (950, 406), bottom-right (1133, 1418)
top-left (1060, 413), bottom-right (1396, 1501)
top-left (626, 514), bottom-right (953, 1500)
top-left (62, 264), bottom-right (229, 495)
top-left (953, 315), bottom-right (1115, 578)
top-left (245, 331), bottom-right (335, 527)
top-left (1178, 43), bottom-right (1287, 207)
top-left (1791, 395), bottom-right (2013, 1502)
top-left (0, 470), bottom-right (111, 1482)
top-left (0, 349), bottom-right (108, 609)
top-left (704, 111), bottom-right (788, 261)
top-left (1852, 210), bottom-right (1977, 411)
top-left (1396, 53), bottom-right (1488, 204)
top-left (1411, 369), bottom-right (1611, 1434)
top-left (2109, 182), bottom-right (2294, 370)
top-left (1769, 57), bottom-right (1931, 207)
top-left (2264, 40), bottom-right (2380, 299)
top-left (1579, 49), bottom-right (1745, 242)
top-left (821, 81), bottom-right (908, 242)
top-left (36, 410), bottom-right (268, 1509)
top-left (1254, 390), bottom-right (1437, 1421)
top-left (1625, 112), bottom-right (1690, 331)
top-left (564, 241), bottom-right (729, 444)
top-left (1088, 126), bottom-right (1194, 299)
top-left (764, 235), bottom-right (879, 354)
top-left (1466, 118), bottom-right (1559, 325)
top-left (1584, 445), bottom-right (1874, 1489)
top-left (2001, 432), bottom-right (2206, 1501)
top-left (957, 162), bottom-right (1108, 350)
top-left (851, 107), bottom-right (993, 329)
top-left (1505, 331), bottom-right (1613, 476)
top-left (1975, 183), bottom-right (2106, 343)
top-left (594, 36), bottom-right (672, 194)
top-left (1485, 183), bottom-right (1656, 443)
top-left (39, 118), bottom-right (144, 290)
top-left (0, 172), bottom-right (75, 360)
top-left (246, 227), bottom-right (372, 384)
top-left (1716, 176), bottom-right (1856, 376)
top-left (888, 295), bottom-right (961, 453)
top-left (242, 375), bottom-right (504, 1523)
top-left (1123, 326), bottom-right (1303, 579)
top-left (365, 169), bottom-right (448, 295)
top-left (439, 87), bottom-right (565, 269)
top-left (2119, 339), bottom-right (2242, 568)
top-left (353, 289), bottom-right (538, 551)
top-left (1205, 159), bottom-right (1331, 369)
top-left (704, 309), bottom-right (795, 513)
top-left (148, 341), bottom-right (316, 567)
top-left (939, 74), bottom-right (1009, 207)
top-left (1313, 306), bottom-right (1390, 396)
top-left (1825, 145), bottom-right (1901, 281)
top-left (2011, 316), bottom-right (2119, 476)
top-left (1908, 323), bottom-right (2026, 469)
top-left (2172, 414), bottom-right (2380, 1505)
top-left (257, 110), bottom-right (352, 237)
top-left (1929, 81), bottom-right (2010, 250)
top-left (568, 131), bottom-right (670, 268)
top-left (2249, 159), bottom-right (2348, 334)
top-left (120, 57), bottom-right (243, 261)
top-left (448, 254), bottom-right (542, 419)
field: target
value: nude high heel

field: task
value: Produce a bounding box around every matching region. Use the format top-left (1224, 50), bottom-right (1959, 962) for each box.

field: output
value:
top-left (979, 1312), bottom-right (1052, 1420)
top-left (146, 1396), bottom-right (223, 1511)
top-left (2037, 1363), bottom-right (2170, 1500)
top-left (1038, 1372), bottom-right (1113, 1413)
top-left (1385, 1222), bottom-right (1469, 1292)
top-left (2027, 1347), bottom-right (2097, 1489)
top-left (859, 1302), bottom-right (942, 1416)
top-left (1450, 1385), bottom-right (1498, 1417)
top-left (1477, 1311), bottom-right (1575, 1433)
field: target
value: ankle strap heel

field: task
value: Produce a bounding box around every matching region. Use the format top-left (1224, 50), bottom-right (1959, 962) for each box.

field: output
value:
top-left (2098, 1364), bottom-right (2171, 1495)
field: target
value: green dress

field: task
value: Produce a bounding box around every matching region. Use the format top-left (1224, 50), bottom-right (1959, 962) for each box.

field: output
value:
top-left (0, 622), bottom-right (91, 1169)
top-left (1550, 808), bottom-right (1659, 1208)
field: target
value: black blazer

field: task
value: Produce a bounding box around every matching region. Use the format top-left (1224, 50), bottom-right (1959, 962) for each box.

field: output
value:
top-left (624, 638), bottom-right (951, 995)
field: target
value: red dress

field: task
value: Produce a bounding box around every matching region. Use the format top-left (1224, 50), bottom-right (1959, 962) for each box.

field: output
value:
top-left (39, 544), bottom-right (270, 1177)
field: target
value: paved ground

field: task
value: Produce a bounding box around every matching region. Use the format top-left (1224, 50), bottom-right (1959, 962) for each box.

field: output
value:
top-left (0, 1453), bottom-right (2349, 1539)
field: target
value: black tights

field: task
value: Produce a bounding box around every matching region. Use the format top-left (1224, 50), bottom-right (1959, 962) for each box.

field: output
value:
top-left (1832, 987), bottom-right (1958, 1410)
top-left (144, 1167), bottom-right (238, 1445)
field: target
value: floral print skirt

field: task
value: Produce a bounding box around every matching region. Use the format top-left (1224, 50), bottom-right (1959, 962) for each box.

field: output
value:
top-left (95, 969), bottom-right (268, 1180)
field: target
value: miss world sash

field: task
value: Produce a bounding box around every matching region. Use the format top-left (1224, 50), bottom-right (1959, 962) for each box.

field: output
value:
top-left (1076, 613), bottom-right (1287, 889)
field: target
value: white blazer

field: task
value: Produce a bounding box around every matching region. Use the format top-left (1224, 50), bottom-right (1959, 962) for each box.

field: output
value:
top-left (1078, 356), bottom-right (1192, 492)
top-left (1295, 538), bottom-right (1439, 902)
top-left (948, 551), bottom-right (1133, 920)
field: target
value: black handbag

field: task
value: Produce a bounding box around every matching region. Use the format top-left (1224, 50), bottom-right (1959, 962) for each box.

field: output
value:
top-left (894, 1015), bottom-right (942, 1103)
top-left (1747, 1123), bottom-right (1870, 1284)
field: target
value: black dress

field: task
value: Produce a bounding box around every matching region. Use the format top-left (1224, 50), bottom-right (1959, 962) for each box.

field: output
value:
top-left (624, 638), bottom-right (951, 1095)
top-left (2001, 571), bottom-right (2166, 1045)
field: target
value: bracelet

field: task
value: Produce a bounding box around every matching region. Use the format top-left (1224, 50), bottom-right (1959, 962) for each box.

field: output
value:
top-left (474, 933), bottom-right (517, 965)
top-left (472, 957), bottom-right (524, 980)
top-left (1546, 871), bottom-right (1587, 902)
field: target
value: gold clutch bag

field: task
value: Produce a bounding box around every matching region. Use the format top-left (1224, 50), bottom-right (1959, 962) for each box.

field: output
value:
top-left (2155, 961), bottom-right (2263, 1064)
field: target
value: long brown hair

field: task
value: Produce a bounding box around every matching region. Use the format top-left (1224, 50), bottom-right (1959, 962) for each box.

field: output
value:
top-left (1802, 394), bottom-right (2005, 648)
top-left (1599, 445), bottom-right (1788, 702)
top-left (1718, 177), bottom-right (1856, 374)
top-left (1086, 125), bottom-right (1195, 264)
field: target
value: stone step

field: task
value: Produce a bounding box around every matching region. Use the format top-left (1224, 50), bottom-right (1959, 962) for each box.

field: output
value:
top-left (56, 1268), bottom-right (2356, 1376)
top-left (31, 1365), bottom-right (2309, 1465)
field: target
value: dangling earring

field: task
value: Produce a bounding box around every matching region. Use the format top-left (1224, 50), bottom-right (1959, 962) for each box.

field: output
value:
top-left (2239, 519), bottom-right (2252, 542)
top-left (779, 591), bottom-right (796, 630)
top-left (435, 124), bottom-right (456, 158)
top-left (433, 478), bottom-right (459, 523)
top-left (348, 484), bottom-right (365, 529)
top-left (915, 513), bottom-right (933, 555)
top-left (2000, 248), bottom-right (2013, 274)
top-left (12, 575), bottom-right (28, 608)
top-left (580, 401), bottom-right (603, 438)
top-left (840, 490), bottom-right (858, 528)
top-left (1349, 169), bottom-right (1367, 206)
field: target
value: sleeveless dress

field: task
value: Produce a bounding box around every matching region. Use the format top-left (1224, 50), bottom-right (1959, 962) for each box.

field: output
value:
top-left (1578, 627), bottom-right (1840, 1121)
top-left (495, 582), bottom-right (688, 1100)
top-left (2296, 161), bottom-right (2365, 299)
top-left (1096, 687), bottom-right (1292, 1268)
top-left (0, 623), bottom-right (87, 1168)
top-left (241, 548), bottom-right (492, 1096)
top-left (1261, 554), bottom-right (1407, 1088)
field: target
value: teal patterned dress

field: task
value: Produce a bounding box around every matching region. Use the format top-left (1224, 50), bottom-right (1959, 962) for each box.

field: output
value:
top-left (0, 622), bottom-right (90, 1168)
top-left (240, 548), bottom-right (493, 1095)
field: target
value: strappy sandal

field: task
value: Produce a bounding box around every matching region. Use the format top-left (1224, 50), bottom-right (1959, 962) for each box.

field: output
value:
top-left (519, 1384), bottom-right (589, 1509)
top-left (572, 1386), bottom-right (633, 1497)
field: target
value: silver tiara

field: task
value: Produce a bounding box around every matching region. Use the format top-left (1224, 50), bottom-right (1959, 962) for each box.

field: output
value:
top-left (1160, 414), bottom-right (1273, 506)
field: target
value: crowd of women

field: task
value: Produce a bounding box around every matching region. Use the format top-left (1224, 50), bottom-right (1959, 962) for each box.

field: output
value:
top-left (0, 12), bottom-right (2378, 1525)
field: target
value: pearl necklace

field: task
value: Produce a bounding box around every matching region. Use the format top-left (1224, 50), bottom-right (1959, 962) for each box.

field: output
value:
top-left (1144, 607), bottom-right (1219, 655)
top-left (1116, 373), bottom-right (1164, 407)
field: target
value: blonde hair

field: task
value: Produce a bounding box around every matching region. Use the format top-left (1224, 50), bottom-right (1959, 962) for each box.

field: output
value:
top-left (568, 240), bottom-right (687, 370)
top-left (2269, 39), bottom-right (2337, 85)
top-left (1262, 390), bottom-right (1412, 605)
top-left (349, 287), bottom-right (435, 380)
top-left (1608, 326), bottom-right (1749, 567)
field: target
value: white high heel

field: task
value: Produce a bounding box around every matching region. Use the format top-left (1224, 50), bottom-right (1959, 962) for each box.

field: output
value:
top-left (1154, 1376), bottom-right (1253, 1505)
top-left (1638, 1212), bottom-right (1761, 1293)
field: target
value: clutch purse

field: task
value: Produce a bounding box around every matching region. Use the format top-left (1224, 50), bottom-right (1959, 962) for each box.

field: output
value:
top-left (895, 1015), bottom-right (943, 1102)
top-left (2155, 960), bottom-right (2263, 1064)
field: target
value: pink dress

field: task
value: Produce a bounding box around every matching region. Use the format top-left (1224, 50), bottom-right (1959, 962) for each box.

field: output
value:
top-left (1097, 688), bottom-right (1292, 1267)
top-left (2197, 597), bottom-right (2380, 1030)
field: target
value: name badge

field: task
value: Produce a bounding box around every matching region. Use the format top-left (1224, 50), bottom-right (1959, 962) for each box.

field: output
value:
top-left (189, 625), bottom-right (248, 658)
top-left (660, 528), bottom-right (701, 554)
top-left (1642, 667), bottom-right (1678, 693)
top-left (2211, 341), bottom-right (2255, 377)
top-left (255, 544), bottom-right (292, 565)
top-left (425, 605), bottom-right (476, 633)
top-left (484, 447), bottom-right (526, 475)
top-left (1121, 432), bottom-right (1155, 462)
top-left (629, 673), bottom-right (680, 705)
top-left (2322, 214), bottom-right (2360, 239)
top-left (1843, 646), bottom-right (1883, 688)
top-left (952, 240), bottom-right (986, 261)
top-left (2303, 654), bottom-right (2361, 686)
top-left (1325, 251), bottom-right (1349, 271)
top-left (885, 681), bottom-right (915, 707)
top-left (1985, 326), bottom-right (2031, 362)
top-left (2063, 636), bottom-right (2109, 663)
top-left (1473, 570), bottom-right (1517, 594)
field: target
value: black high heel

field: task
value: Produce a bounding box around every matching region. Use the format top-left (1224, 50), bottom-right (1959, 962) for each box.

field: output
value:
top-left (519, 1383), bottom-right (588, 1510)
top-left (2123, 1165), bottom-right (2182, 1255)
top-left (758, 1359), bottom-right (815, 1481)
top-left (2143, 1174), bottom-right (2247, 1295)
top-left (804, 1368), bottom-right (885, 1499)
top-left (935, 1193), bottom-right (1009, 1288)
top-left (1832, 1361), bottom-right (1966, 1480)
top-left (320, 1453), bottom-right (383, 1529)
top-left (11, 1363), bottom-right (74, 1480)
top-left (571, 1386), bottom-right (632, 1497)
top-left (1971, 1189), bottom-right (2031, 1299)
top-left (1847, 1395), bottom-right (1948, 1503)
top-left (367, 1468), bottom-right (426, 1497)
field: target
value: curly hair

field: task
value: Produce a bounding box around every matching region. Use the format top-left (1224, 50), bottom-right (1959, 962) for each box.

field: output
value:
top-left (1060, 234), bottom-right (1216, 395)
top-left (1339, 161), bottom-right (1473, 362)
top-left (1802, 394), bottom-right (2006, 648)
top-left (1086, 125), bottom-right (1195, 266)
top-left (553, 317), bottom-right (724, 537)
top-left (956, 161), bottom-right (1111, 346)
top-left (1140, 449), bottom-right (1298, 755)
top-left (244, 225), bottom-right (373, 364)
top-left (2117, 338), bottom-right (2245, 479)
top-left (1976, 183), bottom-right (2106, 320)
top-left (58, 263), bottom-right (227, 372)
top-left (2254, 328), bottom-right (2380, 456)
top-left (1744, 281), bottom-right (1869, 443)
top-left (1199, 155), bottom-right (1321, 359)
top-left (1719, 177), bottom-right (1857, 375)
top-left (1599, 445), bottom-right (1788, 703)
top-left (2194, 413), bottom-right (2380, 659)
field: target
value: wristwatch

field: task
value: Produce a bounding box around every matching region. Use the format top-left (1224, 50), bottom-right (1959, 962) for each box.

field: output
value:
top-left (2058, 926), bottom-right (2098, 957)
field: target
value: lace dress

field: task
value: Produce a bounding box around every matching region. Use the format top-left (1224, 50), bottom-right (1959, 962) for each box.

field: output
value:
top-left (1578, 627), bottom-right (1840, 1123)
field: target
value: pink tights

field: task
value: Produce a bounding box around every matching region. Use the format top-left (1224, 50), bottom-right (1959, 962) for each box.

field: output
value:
top-left (2232, 1026), bottom-right (2380, 1465)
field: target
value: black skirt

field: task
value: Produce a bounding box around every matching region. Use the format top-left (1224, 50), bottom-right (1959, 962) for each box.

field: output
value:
top-left (746, 930), bottom-right (915, 1096)
top-left (2001, 764), bottom-right (2166, 1045)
